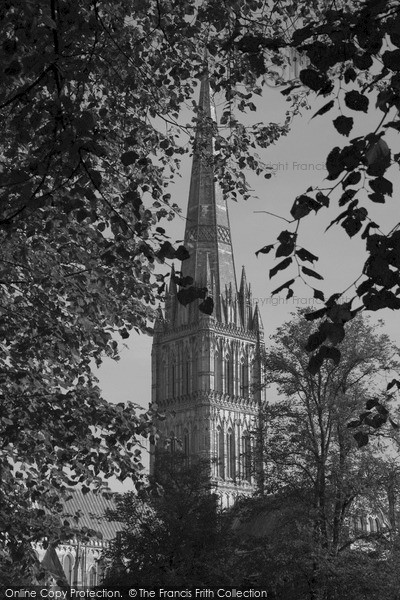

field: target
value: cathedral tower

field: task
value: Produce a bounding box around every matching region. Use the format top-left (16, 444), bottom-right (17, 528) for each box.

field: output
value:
top-left (151, 78), bottom-right (266, 506)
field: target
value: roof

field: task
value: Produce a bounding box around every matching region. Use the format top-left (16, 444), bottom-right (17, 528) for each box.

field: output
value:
top-left (183, 76), bottom-right (238, 307)
top-left (61, 490), bottom-right (122, 542)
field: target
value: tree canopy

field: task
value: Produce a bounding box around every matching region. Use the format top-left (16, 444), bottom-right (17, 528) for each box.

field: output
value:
top-left (232, 311), bottom-right (400, 598)
top-left (2, 0), bottom-right (400, 583)
top-left (103, 452), bottom-right (234, 587)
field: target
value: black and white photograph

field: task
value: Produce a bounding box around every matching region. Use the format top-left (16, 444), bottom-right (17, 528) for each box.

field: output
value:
top-left (1, 1), bottom-right (400, 598)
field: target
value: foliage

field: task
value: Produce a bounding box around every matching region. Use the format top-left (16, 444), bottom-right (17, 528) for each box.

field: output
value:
top-left (0, 0), bottom-right (346, 580)
top-left (248, 0), bottom-right (400, 375)
top-left (2, 0), bottom-right (399, 581)
top-left (232, 492), bottom-right (400, 600)
top-left (103, 452), bottom-right (235, 587)
top-left (244, 310), bottom-right (400, 596)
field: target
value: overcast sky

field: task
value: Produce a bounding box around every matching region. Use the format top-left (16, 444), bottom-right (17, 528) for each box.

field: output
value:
top-left (96, 76), bottom-right (400, 477)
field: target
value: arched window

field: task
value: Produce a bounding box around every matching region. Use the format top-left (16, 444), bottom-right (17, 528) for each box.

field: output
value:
top-left (192, 352), bottom-right (198, 392)
top-left (242, 433), bottom-right (252, 481)
top-left (63, 554), bottom-right (73, 585)
top-left (170, 362), bottom-right (176, 397)
top-left (240, 361), bottom-right (248, 397)
top-left (227, 428), bottom-right (235, 479)
top-left (183, 358), bottom-right (191, 394)
top-left (214, 351), bottom-right (222, 393)
top-left (89, 564), bottom-right (97, 587)
top-left (217, 426), bottom-right (224, 479)
top-left (226, 356), bottom-right (234, 396)
top-left (162, 360), bottom-right (168, 399)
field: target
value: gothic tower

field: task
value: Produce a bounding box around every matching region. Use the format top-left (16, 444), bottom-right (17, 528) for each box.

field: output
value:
top-left (151, 78), bottom-right (266, 506)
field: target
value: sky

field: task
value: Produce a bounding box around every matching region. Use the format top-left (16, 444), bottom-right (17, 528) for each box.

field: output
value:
top-left (96, 73), bottom-right (400, 476)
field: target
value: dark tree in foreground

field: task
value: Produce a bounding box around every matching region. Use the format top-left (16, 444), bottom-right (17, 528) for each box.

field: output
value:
top-left (2, 0), bottom-right (400, 582)
top-left (0, 0), bottom-right (303, 580)
top-left (103, 452), bottom-right (236, 587)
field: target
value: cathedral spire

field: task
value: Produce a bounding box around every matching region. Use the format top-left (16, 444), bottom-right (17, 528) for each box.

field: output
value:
top-left (182, 75), bottom-right (237, 319)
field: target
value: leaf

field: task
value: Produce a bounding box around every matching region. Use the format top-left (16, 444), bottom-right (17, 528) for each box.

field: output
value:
top-left (290, 195), bottom-right (321, 220)
top-left (368, 192), bottom-right (385, 203)
top-left (316, 191), bottom-right (330, 207)
top-left (326, 303), bottom-right (353, 324)
top-left (198, 297), bottom-right (214, 315)
top-left (302, 266), bottom-right (323, 280)
top-left (312, 100), bottom-right (335, 119)
top-left (369, 176), bottom-right (393, 197)
top-left (305, 329), bottom-right (327, 352)
top-left (339, 189), bottom-right (357, 206)
top-left (275, 231), bottom-right (296, 257)
top-left (177, 286), bottom-right (207, 306)
top-left (319, 345), bottom-right (341, 365)
top-left (308, 352), bottom-right (325, 375)
top-left (175, 245), bottom-right (190, 261)
top-left (326, 147), bottom-right (344, 180)
top-left (347, 420), bottom-right (362, 429)
top-left (173, 275), bottom-right (193, 287)
top-left (356, 279), bottom-right (373, 296)
top-left (363, 290), bottom-right (400, 311)
top-left (296, 248), bottom-right (318, 263)
top-left (361, 222), bottom-right (379, 239)
top-left (344, 67), bottom-right (357, 83)
top-left (353, 431), bottom-right (369, 448)
top-left (341, 208), bottom-right (367, 237)
top-left (269, 257), bottom-right (292, 279)
top-left (366, 139), bottom-right (391, 176)
top-left (384, 121), bottom-right (400, 132)
top-left (299, 68), bottom-right (330, 92)
top-left (271, 279), bottom-right (295, 296)
top-left (343, 171), bottom-right (361, 187)
top-left (304, 307), bottom-right (327, 321)
top-left (89, 169), bottom-right (102, 188)
top-left (121, 151), bottom-right (139, 166)
top-left (376, 404), bottom-right (389, 417)
top-left (324, 322), bottom-right (345, 345)
top-left (344, 90), bottom-right (369, 113)
top-left (382, 49), bottom-right (400, 71)
top-left (353, 52), bottom-right (373, 70)
top-left (286, 287), bottom-right (294, 300)
top-left (364, 413), bottom-right (388, 429)
top-left (387, 379), bottom-right (400, 391)
top-left (313, 289), bottom-right (325, 302)
top-left (333, 115), bottom-right (354, 136)
top-left (256, 244), bottom-right (274, 257)
top-left (156, 241), bottom-right (176, 261)
top-left (365, 398), bottom-right (379, 410)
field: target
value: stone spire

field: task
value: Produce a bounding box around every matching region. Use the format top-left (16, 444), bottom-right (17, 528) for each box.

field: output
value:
top-left (182, 76), bottom-right (237, 318)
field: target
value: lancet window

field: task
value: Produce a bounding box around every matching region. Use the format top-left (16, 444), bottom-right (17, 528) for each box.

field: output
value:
top-left (226, 355), bottom-right (234, 396)
top-left (240, 359), bottom-right (249, 397)
top-left (217, 426), bottom-right (224, 479)
top-left (242, 433), bottom-right (252, 481)
top-left (214, 350), bottom-right (222, 393)
top-left (226, 428), bottom-right (235, 479)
